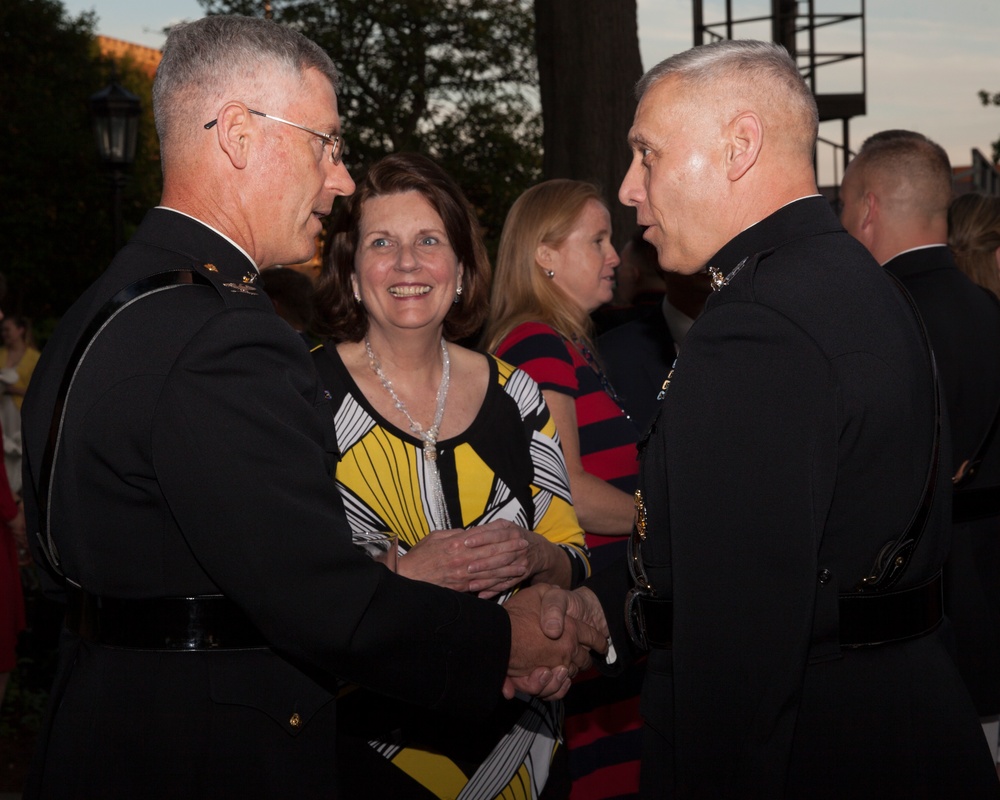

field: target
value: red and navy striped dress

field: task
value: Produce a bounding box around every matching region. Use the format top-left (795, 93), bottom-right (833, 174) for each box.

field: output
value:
top-left (494, 321), bottom-right (643, 800)
top-left (494, 322), bottom-right (638, 563)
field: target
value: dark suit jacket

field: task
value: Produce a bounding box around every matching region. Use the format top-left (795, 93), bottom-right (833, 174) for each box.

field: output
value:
top-left (590, 198), bottom-right (999, 798)
top-left (598, 305), bottom-right (676, 434)
top-left (22, 209), bottom-right (510, 799)
top-left (885, 246), bottom-right (1000, 715)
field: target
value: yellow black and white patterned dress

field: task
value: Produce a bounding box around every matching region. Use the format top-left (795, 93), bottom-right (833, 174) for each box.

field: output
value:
top-left (312, 344), bottom-right (589, 800)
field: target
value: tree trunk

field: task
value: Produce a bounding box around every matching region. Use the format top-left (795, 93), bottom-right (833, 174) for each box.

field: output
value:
top-left (535, 0), bottom-right (644, 249)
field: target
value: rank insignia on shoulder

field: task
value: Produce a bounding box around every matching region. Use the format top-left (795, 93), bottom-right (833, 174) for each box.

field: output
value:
top-left (203, 263), bottom-right (219, 272)
top-left (222, 282), bottom-right (260, 295)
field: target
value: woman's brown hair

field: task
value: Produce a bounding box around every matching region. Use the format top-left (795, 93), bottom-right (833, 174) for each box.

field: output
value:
top-left (314, 152), bottom-right (491, 343)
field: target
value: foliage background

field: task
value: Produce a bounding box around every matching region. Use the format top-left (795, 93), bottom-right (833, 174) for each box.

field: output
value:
top-left (200, 0), bottom-right (543, 254)
top-left (0, 0), bottom-right (162, 337)
top-left (1, 0), bottom-right (547, 334)
top-left (978, 90), bottom-right (1000, 164)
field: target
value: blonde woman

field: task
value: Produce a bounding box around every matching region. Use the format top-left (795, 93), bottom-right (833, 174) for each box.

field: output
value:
top-left (483, 179), bottom-right (642, 800)
top-left (484, 180), bottom-right (636, 566)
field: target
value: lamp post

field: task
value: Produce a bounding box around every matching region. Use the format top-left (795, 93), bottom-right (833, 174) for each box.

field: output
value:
top-left (89, 72), bottom-right (141, 254)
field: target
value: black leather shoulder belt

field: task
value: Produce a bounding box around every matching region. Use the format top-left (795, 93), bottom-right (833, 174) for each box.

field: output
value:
top-left (35, 269), bottom-right (267, 651)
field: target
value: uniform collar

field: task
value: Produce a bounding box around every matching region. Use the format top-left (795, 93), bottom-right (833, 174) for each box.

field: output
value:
top-left (707, 195), bottom-right (840, 279)
top-left (156, 207), bottom-right (259, 273)
top-left (130, 208), bottom-right (259, 284)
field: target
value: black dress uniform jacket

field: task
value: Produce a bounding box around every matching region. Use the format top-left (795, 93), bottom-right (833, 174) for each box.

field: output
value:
top-left (885, 246), bottom-right (1000, 716)
top-left (21, 208), bottom-right (510, 799)
top-left (590, 197), bottom-right (1000, 798)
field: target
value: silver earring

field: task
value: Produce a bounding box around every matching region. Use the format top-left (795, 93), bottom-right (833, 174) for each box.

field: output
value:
top-left (545, 269), bottom-right (555, 279)
top-left (353, 290), bottom-right (361, 303)
top-left (453, 284), bottom-right (463, 304)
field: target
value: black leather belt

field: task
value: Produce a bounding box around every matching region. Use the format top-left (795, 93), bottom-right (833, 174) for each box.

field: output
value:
top-left (65, 590), bottom-right (269, 651)
top-left (953, 485), bottom-right (1000, 524)
top-left (633, 572), bottom-right (943, 650)
top-left (837, 572), bottom-right (943, 647)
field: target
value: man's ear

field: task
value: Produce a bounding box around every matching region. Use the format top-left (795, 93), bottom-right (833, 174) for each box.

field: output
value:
top-left (861, 190), bottom-right (878, 232)
top-left (725, 111), bottom-right (763, 182)
top-left (210, 102), bottom-right (253, 169)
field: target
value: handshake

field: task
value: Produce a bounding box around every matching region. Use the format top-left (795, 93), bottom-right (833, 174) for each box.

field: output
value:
top-left (502, 583), bottom-right (610, 701)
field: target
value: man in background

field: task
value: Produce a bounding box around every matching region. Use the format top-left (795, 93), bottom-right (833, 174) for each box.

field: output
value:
top-left (841, 129), bottom-right (1000, 771)
top-left (259, 265), bottom-right (318, 347)
top-left (598, 232), bottom-right (710, 429)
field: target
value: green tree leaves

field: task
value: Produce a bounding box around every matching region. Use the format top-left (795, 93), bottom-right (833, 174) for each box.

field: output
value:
top-left (0, 0), bottom-right (161, 328)
top-left (199, 0), bottom-right (542, 249)
top-left (979, 89), bottom-right (1000, 164)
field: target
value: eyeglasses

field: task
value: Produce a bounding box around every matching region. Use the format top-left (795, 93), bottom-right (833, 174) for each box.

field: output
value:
top-left (203, 108), bottom-right (347, 165)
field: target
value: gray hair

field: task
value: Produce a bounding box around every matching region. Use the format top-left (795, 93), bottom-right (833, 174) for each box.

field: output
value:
top-left (637, 39), bottom-right (818, 145)
top-left (153, 15), bottom-right (339, 159)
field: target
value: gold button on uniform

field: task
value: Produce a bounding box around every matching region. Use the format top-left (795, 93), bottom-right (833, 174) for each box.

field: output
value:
top-left (289, 712), bottom-right (301, 728)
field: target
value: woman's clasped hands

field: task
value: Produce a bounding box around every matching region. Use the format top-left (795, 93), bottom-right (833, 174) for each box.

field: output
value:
top-left (396, 519), bottom-right (549, 598)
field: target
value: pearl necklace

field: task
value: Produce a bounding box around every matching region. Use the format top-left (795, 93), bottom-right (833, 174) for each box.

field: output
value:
top-left (364, 335), bottom-right (452, 530)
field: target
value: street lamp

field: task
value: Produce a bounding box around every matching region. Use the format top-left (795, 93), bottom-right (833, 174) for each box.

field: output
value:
top-left (89, 72), bottom-right (141, 254)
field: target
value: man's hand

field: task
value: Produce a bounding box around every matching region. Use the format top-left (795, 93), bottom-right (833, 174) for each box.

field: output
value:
top-left (503, 584), bottom-right (608, 700)
top-left (540, 586), bottom-right (608, 642)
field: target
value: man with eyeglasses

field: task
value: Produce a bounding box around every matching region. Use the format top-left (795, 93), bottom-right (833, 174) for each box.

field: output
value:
top-left (21, 15), bottom-right (603, 799)
top-left (541, 39), bottom-right (1000, 797)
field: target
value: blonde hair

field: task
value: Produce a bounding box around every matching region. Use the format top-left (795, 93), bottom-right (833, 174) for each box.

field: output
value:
top-left (482, 180), bottom-right (606, 352)
top-left (948, 193), bottom-right (1000, 298)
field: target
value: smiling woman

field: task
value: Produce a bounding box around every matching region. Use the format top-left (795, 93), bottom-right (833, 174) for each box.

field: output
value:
top-left (310, 152), bottom-right (590, 798)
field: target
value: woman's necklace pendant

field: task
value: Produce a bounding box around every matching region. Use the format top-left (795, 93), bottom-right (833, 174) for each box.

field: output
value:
top-left (365, 335), bottom-right (452, 529)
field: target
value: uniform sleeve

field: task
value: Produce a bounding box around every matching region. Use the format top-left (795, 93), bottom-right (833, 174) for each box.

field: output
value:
top-left (152, 308), bottom-right (511, 715)
top-left (494, 323), bottom-right (579, 398)
top-left (500, 361), bottom-right (590, 586)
